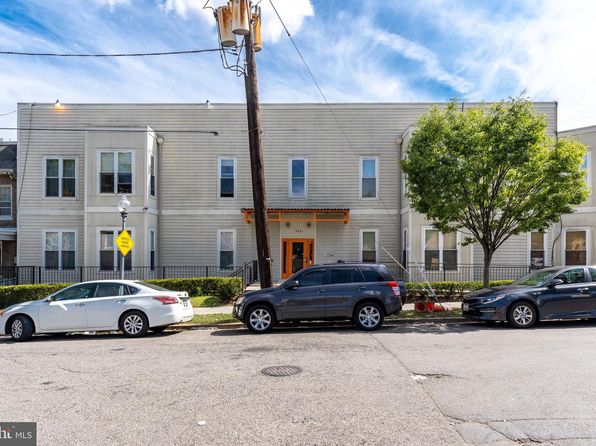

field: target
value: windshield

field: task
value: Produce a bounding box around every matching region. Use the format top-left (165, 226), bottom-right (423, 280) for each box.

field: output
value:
top-left (512, 270), bottom-right (556, 286)
top-left (136, 282), bottom-right (171, 292)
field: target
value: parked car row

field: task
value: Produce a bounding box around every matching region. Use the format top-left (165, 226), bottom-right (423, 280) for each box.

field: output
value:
top-left (2, 263), bottom-right (596, 341)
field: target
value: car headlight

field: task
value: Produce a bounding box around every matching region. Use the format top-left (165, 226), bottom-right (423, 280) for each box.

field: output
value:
top-left (481, 294), bottom-right (507, 304)
top-left (235, 296), bottom-right (245, 305)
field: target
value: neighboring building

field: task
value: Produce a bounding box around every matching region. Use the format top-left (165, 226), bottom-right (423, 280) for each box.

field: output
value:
top-left (0, 142), bottom-right (17, 272)
top-left (16, 101), bottom-right (589, 283)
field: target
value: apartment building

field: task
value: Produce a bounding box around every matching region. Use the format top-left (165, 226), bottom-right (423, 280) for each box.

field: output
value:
top-left (15, 101), bottom-right (590, 282)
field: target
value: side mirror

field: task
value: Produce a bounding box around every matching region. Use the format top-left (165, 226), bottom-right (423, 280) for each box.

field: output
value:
top-left (547, 278), bottom-right (564, 288)
top-left (285, 280), bottom-right (300, 290)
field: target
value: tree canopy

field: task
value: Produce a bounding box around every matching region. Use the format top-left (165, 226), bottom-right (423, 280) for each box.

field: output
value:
top-left (402, 97), bottom-right (589, 285)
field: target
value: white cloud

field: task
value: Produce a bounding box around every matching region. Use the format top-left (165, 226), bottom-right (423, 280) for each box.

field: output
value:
top-left (94, 0), bottom-right (131, 11)
top-left (157, 0), bottom-right (214, 24)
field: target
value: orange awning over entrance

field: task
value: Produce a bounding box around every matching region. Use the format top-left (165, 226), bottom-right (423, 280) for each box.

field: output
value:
top-left (242, 208), bottom-right (350, 224)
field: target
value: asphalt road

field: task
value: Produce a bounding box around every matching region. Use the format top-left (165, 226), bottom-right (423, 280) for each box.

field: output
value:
top-left (1, 321), bottom-right (596, 445)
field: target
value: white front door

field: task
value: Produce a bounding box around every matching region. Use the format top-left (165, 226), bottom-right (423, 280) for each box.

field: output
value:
top-left (37, 283), bottom-right (96, 331)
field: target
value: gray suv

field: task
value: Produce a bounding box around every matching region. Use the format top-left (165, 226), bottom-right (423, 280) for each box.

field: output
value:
top-left (233, 263), bottom-right (405, 333)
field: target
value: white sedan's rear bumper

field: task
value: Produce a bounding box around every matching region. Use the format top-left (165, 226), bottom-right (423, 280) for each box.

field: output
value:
top-left (148, 302), bottom-right (194, 327)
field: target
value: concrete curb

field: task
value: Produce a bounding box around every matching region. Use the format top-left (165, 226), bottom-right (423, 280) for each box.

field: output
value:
top-left (173, 317), bottom-right (470, 331)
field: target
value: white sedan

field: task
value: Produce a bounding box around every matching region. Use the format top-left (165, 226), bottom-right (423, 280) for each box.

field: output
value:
top-left (0, 280), bottom-right (194, 342)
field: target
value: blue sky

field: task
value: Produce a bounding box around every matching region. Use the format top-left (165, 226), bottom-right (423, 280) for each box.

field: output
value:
top-left (0, 0), bottom-right (595, 140)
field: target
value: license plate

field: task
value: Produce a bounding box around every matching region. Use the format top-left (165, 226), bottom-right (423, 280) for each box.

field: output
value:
top-left (462, 303), bottom-right (469, 311)
top-left (183, 301), bottom-right (188, 307)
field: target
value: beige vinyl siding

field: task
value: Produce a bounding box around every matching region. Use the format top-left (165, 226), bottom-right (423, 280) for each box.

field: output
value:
top-left (559, 125), bottom-right (595, 208)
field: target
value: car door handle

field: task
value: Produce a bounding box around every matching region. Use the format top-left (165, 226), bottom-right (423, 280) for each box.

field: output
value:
top-left (358, 286), bottom-right (367, 290)
top-left (74, 303), bottom-right (86, 307)
top-left (117, 299), bottom-right (126, 303)
top-left (578, 288), bottom-right (590, 294)
top-left (316, 289), bottom-right (325, 293)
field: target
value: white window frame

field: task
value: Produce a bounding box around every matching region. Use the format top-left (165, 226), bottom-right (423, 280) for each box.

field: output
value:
top-left (149, 153), bottom-right (157, 198)
top-left (401, 151), bottom-right (408, 197)
top-left (217, 156), bottom-right (237, 199)
top-left (288, 157), bottom-right (308, 199)
top-left (217, 229), bottom-right (237, 269)
top-left (97, 150), bottom-right (135, 195)
top-left (359, 229), bottom-right (379, 262)
top-left (584, 150), bottom-right (592, 195)
top-left (402, 228), bottom-right (408, 264)
top-left (43, 156), bottom-right (77, 199)
top-left (359, 156), bottom-right (379, 200)
top-left (527, 231), bottom-right (548, 267)
top-left (42, 229), bottom-right (77, 270)
top-left (561, 227), bottom-right (591, 266)
top-left (96, 227), bottom-right (135, 270)
top-left (148, 229), bottom-right (156, 270)
top-left (421, 227), bottom-right (460, 272)
top-left (0, 185), bottom-right (12, 220)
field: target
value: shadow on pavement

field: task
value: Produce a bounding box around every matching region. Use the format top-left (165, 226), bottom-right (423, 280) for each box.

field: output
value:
top-left (0, 329), bottom-right (182, 344)
top-left (210, 319), bottom-right (596, 337)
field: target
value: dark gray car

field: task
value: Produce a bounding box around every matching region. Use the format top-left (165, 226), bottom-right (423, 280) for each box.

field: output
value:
top-left (233, 263), bottom-right (405, 333)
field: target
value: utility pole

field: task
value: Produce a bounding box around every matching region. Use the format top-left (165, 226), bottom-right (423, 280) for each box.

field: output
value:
top-left (244, 30), bottom-right (273, 289)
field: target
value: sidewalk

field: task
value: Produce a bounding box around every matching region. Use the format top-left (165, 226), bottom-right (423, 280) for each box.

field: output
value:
top-left (193, 301), bottom-right (461, 315)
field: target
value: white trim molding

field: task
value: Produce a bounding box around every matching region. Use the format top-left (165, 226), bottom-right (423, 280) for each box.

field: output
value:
top-left (217, 229), bottom-right (237, 269)
top-left (288, 157), bottom-right (308, 199)
top-left (359, 156), bottom-right (379, 200)
top-left (561, 227), bottom-right (591, 266)
top-left (217, 156), bottom-right (237, 200)
top-left (359, 228), bottom-right (379, 262)
top-left (421, 226), bottom-right (461, 272)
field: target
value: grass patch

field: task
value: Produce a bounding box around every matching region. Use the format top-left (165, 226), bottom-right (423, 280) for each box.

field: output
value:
top-left (190, 296), bottom-right (222, 307)
top-left (389, 309), bottom-right (462, 319)
top-left (181, 314), bottom-right (238, 325)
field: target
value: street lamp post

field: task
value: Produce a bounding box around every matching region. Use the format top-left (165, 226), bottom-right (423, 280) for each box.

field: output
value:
top-left (117, 195), bottom-right (131, 280)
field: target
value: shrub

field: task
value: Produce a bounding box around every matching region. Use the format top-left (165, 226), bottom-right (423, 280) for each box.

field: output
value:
top-left (0, 283), bottom-right (69, 309)
top-left (405, 280), bottom-right (514, 302)
top-left (146, 277), bottom-right (243, 303)
top-left (0, 277), bottom-right (243, 309)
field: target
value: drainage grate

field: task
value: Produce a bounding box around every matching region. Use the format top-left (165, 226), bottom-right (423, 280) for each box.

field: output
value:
top-left (261, 366), bottom-right (302, 377)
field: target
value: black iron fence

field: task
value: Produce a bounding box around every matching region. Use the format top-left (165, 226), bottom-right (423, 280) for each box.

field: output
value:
top-left (0, 262), bottom-right (259, 288)
top-left (385, 263), bottom-right (534, 283)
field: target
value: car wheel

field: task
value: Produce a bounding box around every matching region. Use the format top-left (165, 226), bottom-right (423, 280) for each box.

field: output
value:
top-left (245, 305), bottom-right (274, 334)
top-left (120, 311), bottom-right (149, 337)
top-left (355, 302), bottom-right (384, 331)
top-left (508, 302), bottom-right (537, 329)
top-left (151, 325), bottom-right (169, 333)
top-left (10, 315), bottom-right (34, 342)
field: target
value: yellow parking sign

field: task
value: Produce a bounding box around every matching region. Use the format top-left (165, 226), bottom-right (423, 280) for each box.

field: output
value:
top-left (116, 230), bottom-right (134, 257)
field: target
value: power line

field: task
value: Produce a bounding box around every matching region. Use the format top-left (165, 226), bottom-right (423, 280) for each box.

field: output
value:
top-left (0, 48), bottom-right (222, 57)
top-left (0, 127), bottom-right (219, 135)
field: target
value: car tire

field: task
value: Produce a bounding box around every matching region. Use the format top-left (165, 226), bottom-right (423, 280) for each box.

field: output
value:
top-left (10, 315), bottom-right (34, 342)
top-left (508, 301), bottom-right (537, 329)
top-left (151, 325), bottom-right (169, 333)
top-left (119, 311), bottom-right (149, 337)
top-left (355, 302), bottom-right (384, 331)
top-left (245, 305), bottom-right (275, 334)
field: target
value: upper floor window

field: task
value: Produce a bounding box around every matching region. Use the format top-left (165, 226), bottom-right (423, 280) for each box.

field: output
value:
top-left (0, 185), bottom-right (12, 219)
top-left (45, 230), bottom-right (75, 269)
top-left (530, 232), bottom-right (545, 268)
top-left (217, 229), bottom-right (236, 269)
top-left (100, 228), bottom-right (133, 271)
top-left (582, 151), bottom-right (591, 190)
top-left (424, 229), bottom-right (458, 271)
top-left (149, 154), bottom-right (156, 197)
top-left (45, 158), bottom-right (75, 198)
top-left (360, 157), bottom-right (378, 199)
top-left (100, 151), bottom-right (133, 194)
top-left (360, 229), bottom-right (378, 262)
top-left (564, 229), bottom-right (587, 266)
top-left (218, 157), bottom-right (236, 198)
top-left (289, 158), bottom-right (307, 198)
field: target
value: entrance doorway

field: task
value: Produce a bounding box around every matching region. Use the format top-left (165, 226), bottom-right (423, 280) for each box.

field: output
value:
top-left (282, 238), bottom-right (314, 279)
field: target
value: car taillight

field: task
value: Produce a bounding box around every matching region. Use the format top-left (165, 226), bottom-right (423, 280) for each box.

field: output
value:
top-left (387, 281), bottom-right (401, 296)
top-left (153, 296), bottom-right (179, 305)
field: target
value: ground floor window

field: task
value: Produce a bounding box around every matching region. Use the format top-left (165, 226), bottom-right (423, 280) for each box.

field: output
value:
top-left (424, 229), bottom-right (458, 271)
top-left (217, 230), bottom-right (236, 269)
top-left (565, 230), bottom-right (587, 265)
top-left (99, 228), bottom-right (133, 271)
top-left (360, 229), bottom-right (378, 262)
top-left (530, 232), bottom-right (546, 268)
top-left (44, 231), bottom-right (76, 269)
top-left (149, 230), bottom-right (156, 271)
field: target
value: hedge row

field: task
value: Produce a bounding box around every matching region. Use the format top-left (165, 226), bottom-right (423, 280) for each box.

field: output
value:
top-left (405, 280), bottom-right (514, 302)
top-left (0, 277), bottom-right (243, 309)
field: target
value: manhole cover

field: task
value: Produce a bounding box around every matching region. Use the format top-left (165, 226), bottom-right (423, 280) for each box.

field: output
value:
top-left (261, 366), bottom-right (302, 377)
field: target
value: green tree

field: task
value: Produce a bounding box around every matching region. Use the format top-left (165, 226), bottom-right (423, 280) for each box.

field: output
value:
top-left (402, 97), bottom-right (589, 286)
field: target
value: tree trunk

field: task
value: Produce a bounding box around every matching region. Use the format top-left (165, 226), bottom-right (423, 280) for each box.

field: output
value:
top-left (482, 246), bottom-right (493, 288)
